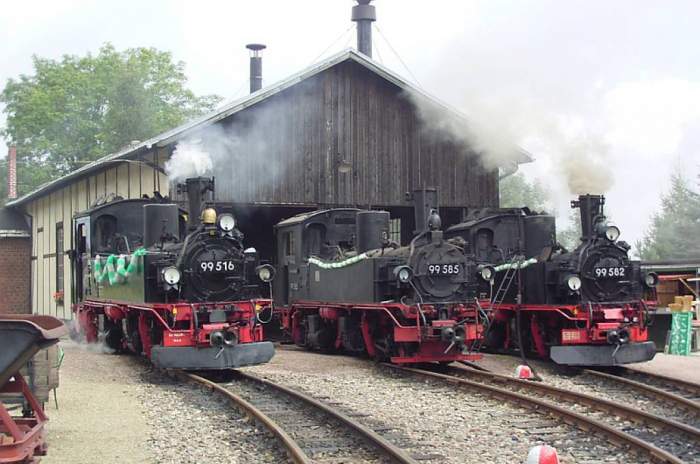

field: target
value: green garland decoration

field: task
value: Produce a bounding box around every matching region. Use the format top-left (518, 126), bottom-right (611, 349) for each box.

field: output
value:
top-left (93, 247), bottom-right (147, 285)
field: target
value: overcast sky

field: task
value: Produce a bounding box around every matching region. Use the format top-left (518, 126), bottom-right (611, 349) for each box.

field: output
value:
top-left (2, 0), bottom-right (699, 246)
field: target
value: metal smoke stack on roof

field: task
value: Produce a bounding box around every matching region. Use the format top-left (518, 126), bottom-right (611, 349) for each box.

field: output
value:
top-left (352, 0), bottom-right (376, 58)
top-left (7, 146), bottom-right (17, 200)
top-left (246, 43), bottom-right (266, 93)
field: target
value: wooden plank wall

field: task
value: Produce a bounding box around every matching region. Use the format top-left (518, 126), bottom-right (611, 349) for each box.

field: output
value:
top-left (197, 60), bottom-right (497, 208)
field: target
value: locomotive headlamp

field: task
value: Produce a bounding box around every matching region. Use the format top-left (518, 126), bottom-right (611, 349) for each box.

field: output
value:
top-left (477, 265), bottom-right (496, 282)
top-left (393, 265), bottom-right (413, 283)
top-left (218, 213), bottom-right (236, 232)
top-left (643, 272), bottom-right (659, 288)
top-left (256, 264), bottom-right (276, 283)
top-left (162, 266), bottom-right (181, 285)
top-left (566, 274), bottom-right (582, 291)
top-left (603, 225), bottom-right (621, 242)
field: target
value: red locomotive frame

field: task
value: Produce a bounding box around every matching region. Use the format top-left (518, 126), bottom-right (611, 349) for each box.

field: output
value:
top-left (490, 300), bottom-right (656, 364)
top-left (74, 298), bottom-right (273, 369)
top-left (280, 301), bottom-right (484, 364)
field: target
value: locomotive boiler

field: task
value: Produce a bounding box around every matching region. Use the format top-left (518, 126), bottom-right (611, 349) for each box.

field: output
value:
top-left (274, 190), bottom-right (485, 364)
top-left (72, 177), bottom-right (276, 369)
top-left (446, 194), bottom-right (658, 366)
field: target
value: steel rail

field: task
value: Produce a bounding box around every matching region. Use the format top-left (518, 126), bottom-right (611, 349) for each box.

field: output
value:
top-left (615, 367), bottom-right (700, 398)
top-left (386, 364), bottom-right (684, 464)
top-left (235, 371), bottom-right (419, 464)
top-left (445, 365), bottom-right (700, 440)
top-left (178, 372), bottom-right (311, 464)
top-left (584, 369), bottom-right (700, 414)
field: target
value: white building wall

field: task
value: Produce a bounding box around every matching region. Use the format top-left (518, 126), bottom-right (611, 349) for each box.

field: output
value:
top-left (25, 152), bottom-right (169, 318)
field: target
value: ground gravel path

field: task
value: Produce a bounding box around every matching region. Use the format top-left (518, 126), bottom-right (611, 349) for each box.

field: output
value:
top-left (43, 340), bottom-right (154, 463)
top-left (43, 340), bottom-right (286, 464)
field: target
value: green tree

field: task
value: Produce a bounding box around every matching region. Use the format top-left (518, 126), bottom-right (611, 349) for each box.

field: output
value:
top-left (1, 43), bottom-right (221, 195)
top-left (636, 171), bottom-right (700, 260)
top-left (557, 210), bottom-right (582, 251)
top-left (499, 172), bottom-right (548, 210)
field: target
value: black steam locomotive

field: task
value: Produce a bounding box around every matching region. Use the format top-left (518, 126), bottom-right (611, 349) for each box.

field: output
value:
top-left (72, 177), bottom-right (276, 369)
top-left (446, 194), bottom-right (658, 366)
top-left (275, 190), bottom-right (485, 364)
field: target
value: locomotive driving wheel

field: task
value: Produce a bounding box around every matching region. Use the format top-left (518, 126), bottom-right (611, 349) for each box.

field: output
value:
top-left (103, 319), bottom-right (124, 352)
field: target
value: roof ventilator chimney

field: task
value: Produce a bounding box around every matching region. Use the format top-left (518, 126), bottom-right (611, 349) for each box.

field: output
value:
top-left (352, 0), bottom-right (376, 58)
top-left (7, 146), bottom-right (17, 200)
top-left (246, 43), bottom-right (266, 93)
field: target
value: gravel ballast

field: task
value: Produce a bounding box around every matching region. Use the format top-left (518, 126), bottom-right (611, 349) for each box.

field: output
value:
top-left (242, 347), bottom-right (619, 464)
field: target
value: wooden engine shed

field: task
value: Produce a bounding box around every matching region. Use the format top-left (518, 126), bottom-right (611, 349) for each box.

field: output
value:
top-left (5, 48), bottom-right (525, 318)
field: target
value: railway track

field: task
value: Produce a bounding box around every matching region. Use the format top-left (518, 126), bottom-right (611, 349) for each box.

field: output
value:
top-left (559, 367), bottom-right (700, 438)
top-left (387, 363), bottom-right (700, 464)
top-left (177, 370), bottom-right (417, 464)
top-left (584, 367), bottom-right (700, 408)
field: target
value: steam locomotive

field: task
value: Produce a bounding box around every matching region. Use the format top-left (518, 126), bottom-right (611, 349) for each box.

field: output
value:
top-left (72, 177), bottom-right (276, 369)
top-left (445, 194), bottom-right (658, 366)
top-left (274, 190), bottom-right (485, 364)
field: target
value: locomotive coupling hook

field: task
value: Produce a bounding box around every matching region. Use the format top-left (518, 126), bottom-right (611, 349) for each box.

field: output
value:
top-left (606, 328), bottom-right (630, 345)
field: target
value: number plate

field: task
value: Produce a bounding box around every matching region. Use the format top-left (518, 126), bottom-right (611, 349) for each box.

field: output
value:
top-left (594, 266), bottom-right (625, 279)
top-left (199, 260), bottom-right (236, 273)
top-left (427, 263), bottom-right (462, 275)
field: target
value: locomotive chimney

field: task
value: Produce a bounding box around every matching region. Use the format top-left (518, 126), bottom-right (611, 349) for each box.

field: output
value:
top-left (246, 43), bottom-right (266, 93)
top-left (7, 146), bottom-right (17, 199)
top-left (572, 194), bottom-right (605, 241)
top-left (408, 188), bottom-right (439, 235)
top-left (352, 0), bottom-right (376, 57)
top-left (183, 177), bottom-right (215, 231)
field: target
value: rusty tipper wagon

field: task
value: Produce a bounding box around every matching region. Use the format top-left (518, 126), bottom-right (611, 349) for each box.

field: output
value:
top-left (0, 314), bottom-right (66, 463)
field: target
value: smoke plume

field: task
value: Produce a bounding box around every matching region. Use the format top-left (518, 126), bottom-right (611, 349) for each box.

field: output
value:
top-left (165, 141), bottom-right (213, 181)
top-left (409, 92), bottom-right (614, 196)
top-left (164, 95), bottom-right (302, 201)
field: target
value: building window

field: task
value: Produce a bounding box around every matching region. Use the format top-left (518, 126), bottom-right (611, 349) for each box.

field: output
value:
top-left (389, 218), bottom-right (401, 244)
top-left (56, 222), bottom-right (64, 301)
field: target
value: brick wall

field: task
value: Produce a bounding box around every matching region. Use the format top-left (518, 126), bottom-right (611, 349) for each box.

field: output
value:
top-left (0, 237), bottom-right (31, 314)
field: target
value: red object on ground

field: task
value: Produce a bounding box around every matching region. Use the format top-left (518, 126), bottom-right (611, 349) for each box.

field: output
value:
top-left (0, 315), bottom-right (67, 463)
top-left (515, 364), bottom-right (534, 379)
top-left (525, 445), bottom-right (560, 464)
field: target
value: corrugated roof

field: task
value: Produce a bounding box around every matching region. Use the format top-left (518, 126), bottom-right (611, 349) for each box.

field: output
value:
top-left (7, 48), bottom-right (532, 208)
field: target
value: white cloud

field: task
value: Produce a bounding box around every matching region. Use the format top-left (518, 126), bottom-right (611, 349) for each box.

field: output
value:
top-left (603, 79), bottom-right (700, 158)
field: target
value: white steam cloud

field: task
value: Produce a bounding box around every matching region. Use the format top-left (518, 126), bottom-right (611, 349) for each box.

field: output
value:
top-left (409, 92), bottom-right (614, 196)
top-left (165, 141), bottom-right (214, 181)
top-left (164, 96), bottom-right (298, 200)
